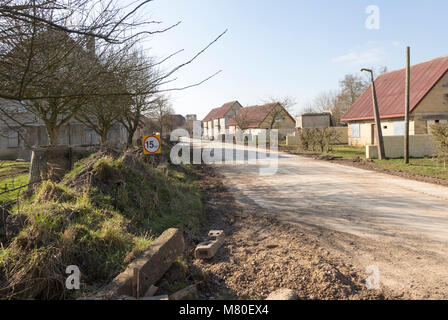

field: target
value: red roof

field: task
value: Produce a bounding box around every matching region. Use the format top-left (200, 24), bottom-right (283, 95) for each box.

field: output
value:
top-left (342, 55), bottom-right (448, 122)
top-left (228, 103), bottom-right (294, 128)
top-left (203, 101), bottom-right (239, 122)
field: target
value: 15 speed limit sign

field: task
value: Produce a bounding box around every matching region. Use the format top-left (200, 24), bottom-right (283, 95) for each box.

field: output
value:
top-left (142, 135), bottom-right (161, 154)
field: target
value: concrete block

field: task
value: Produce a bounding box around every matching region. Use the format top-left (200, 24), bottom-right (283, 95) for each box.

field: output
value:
top-left (144, 285), bottom-right (158, 297)
top-left (266, 289), bottom-right (299, 300)
top-left (169, 284), bottom-right (198, 300)
top-left (140, 295), bottom-right (169, 301)
top-left (96, 228), bottom-right (184, 299)
top-left (194, 230), bottom-right (225, 260)
top-left (208, 230), bottom-right (225, 241)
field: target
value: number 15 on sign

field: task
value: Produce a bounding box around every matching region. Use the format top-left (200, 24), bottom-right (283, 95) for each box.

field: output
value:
top-left (143, 135), bottom-right (161, 154)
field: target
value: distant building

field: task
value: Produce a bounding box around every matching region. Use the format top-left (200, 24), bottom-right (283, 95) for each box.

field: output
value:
top-left (296, 113), bottom-right (333, 129)
top-left (228, 102), bottom-right (295, 139)
top-left (169, 114), bottom-right (186, 129)
top-left (202, 101), bottom-right (243, 139)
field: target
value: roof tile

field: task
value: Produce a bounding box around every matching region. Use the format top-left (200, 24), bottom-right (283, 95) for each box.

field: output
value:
top-left (202, 101), bottom-right (239, 122)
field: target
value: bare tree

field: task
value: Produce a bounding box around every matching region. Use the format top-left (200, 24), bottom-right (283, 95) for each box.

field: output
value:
top-left (233, 108), bottom-right (251, 132)
top-left (304, 90), bottom-right (338, 113)
top-left (0, 0), bottom-right (180, 50)
top-left (0, 28), bottom-right (98, 144)
top-left (0, 0), bottom-right (227, 146)
top-left (259, 103), bottom-right (291, 130)
top-left (148, 96), bottom-right (174, 137)
top-left (262, 96), bottom-right (297, 113)
top-left (118, 50), bottom-right (159, 146)
top-left (258, 97), bottom-right (296, 130)
top-left (336, 74), bottom-right (369, 115)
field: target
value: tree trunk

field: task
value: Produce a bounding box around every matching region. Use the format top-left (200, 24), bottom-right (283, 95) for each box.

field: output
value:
top-left (101, 131), bottom-right (108, 145)
top-left (127, 125), bottom-right (137, 147)
top-left (46, 126), bottom-right (58, 146)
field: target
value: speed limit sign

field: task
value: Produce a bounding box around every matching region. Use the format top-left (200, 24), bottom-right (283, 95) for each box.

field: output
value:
top-left (142, 135), bottom-right (161, 154)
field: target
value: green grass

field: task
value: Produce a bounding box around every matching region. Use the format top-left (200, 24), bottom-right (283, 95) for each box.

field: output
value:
top-left (324, 145), bottom-right (448, 179)
top-left (374, 158), bottom-right (448, 179)
top-left (0, 161), bottom-right (29, 205)
top-left (0, 152), bottom-right (204, 299)
top-left (324, 145), bottom-right (365, 159)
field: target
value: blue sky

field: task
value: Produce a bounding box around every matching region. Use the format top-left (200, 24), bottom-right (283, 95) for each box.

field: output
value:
top-left (141, 0), bottom-right (448, 118)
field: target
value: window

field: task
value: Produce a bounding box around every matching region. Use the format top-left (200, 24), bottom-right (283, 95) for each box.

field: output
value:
top-left (383, 125), bottom-right (388, 129)
top-left (351, 123), bottom-right (360, 138)
top-left (7, 130), bottom-right (19, 147)
top-left (435, 120), bottom-right (440, 123)
top-left (394, 121), bottom-right (405, 136)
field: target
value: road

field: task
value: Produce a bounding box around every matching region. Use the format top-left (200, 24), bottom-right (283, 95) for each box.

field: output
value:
top-left (195, 140), bottom-right (448, 299)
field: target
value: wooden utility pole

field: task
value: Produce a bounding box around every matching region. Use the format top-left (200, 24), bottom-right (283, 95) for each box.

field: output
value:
top-left (404, 47), bottom-right (411, 164)
top-left (362, 69), bottom-right (386, 160)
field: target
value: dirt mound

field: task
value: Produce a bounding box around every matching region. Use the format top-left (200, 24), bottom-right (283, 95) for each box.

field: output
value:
top-left (64, 147), bottom-right (122, 192)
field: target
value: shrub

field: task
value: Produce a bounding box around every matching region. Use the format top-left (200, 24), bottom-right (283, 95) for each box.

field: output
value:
top-left (299, 128), bottom-right (341, 153)
top-left (431, 123), bottom-right (448, 169)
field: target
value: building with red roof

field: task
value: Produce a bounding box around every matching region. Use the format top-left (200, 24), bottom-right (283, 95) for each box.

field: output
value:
top-left (227, 102), bottom-right (295, 138)
top-left (342, 55), bottom-right (448, 146)
top-left (202, 101), bottom-right (243, 138)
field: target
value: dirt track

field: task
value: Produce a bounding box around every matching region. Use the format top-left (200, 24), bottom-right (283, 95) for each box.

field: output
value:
top-left (190, 166), bottom-right (398, 300)
top-left (191, 141), bottom-right (448, 299)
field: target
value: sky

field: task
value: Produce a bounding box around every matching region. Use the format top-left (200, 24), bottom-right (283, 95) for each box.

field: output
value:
top-left (139, 0), bottom-right (448, 119)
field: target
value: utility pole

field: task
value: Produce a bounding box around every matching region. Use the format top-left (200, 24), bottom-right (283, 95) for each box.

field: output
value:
top-left (361, 68), bottom-right (386, 160)
top-left (404, 47), bottom-right (411, 164)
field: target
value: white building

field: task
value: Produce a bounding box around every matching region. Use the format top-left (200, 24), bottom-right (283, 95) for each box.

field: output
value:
top-left (202, 101), bottom-right (243, 139)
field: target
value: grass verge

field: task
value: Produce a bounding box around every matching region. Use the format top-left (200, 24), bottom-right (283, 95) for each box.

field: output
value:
top-left (0, 151), bottom-right (204, 299)
top-left (0, 161), bottom-right (29, 205)
top-left (325, 145), bottom-right (448, 179)
top-left (280, 144), bottom-right (448, 180)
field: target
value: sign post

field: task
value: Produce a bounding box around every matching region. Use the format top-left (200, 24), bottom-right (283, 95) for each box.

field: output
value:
top-left (142, 135), bottom-right (161, 154)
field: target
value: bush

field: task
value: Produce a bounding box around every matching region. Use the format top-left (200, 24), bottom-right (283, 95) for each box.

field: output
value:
top-left (299, 128), bottom-right (341, 153)
top-left (431, 123), bottom-right (448, 169)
